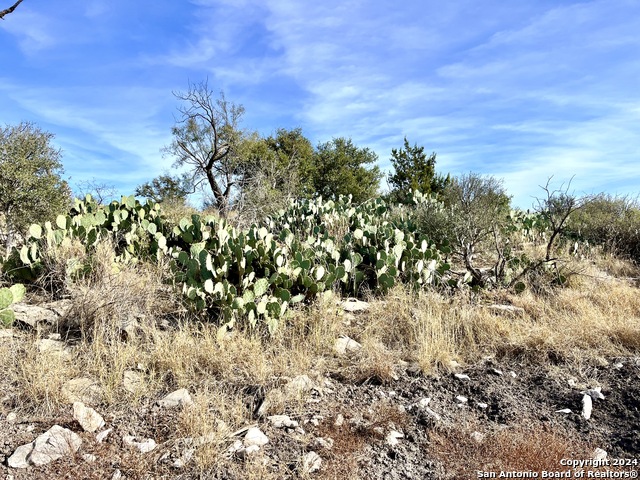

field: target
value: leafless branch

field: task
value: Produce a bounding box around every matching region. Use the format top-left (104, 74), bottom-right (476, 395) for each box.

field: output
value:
top-left (0, 0), bottom-right (24, 20)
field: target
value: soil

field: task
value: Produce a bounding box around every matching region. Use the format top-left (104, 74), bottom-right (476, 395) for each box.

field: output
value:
top-left (1, 322), bottom-right (639, 479)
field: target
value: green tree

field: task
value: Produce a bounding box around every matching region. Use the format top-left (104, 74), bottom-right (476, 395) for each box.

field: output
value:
top-left (135, 173), bottom-right (192, 204)
top-left (0, 122), bottom-right (71, 247)
top-left (163, 81), bottom-right (246, 217)
top-left (388, 137), bottom-right (449, 203)
top-left (310, 137), bottom-right (381, 203)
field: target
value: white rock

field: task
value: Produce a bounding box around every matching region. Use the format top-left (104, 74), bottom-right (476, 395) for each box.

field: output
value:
top-left (244, 427), bottom-right (269, 448)
top-left (593, 448), bottom-right (608, 461)
top-left (491, 368), bottom-right (503, 376)
top-left (82, 453), bottom-right (97, 463)
top-left (112, 469), bottom-right (123, 480)
top-left (237, 444), bottom-right (261, 458)
top-left (386, 430), bottom-right (404, 446)
top-left (582, 394), bottom-right (593, 420)
top-left (286, 375), bottom-right (315, 395)
top-left (425, 407), bottom-right (441, 421)
top-left (556, 408), bottom-right (572, 414)
top-left (614, 362), bottom-right (624, 369)
top-left (488, 304), bottom-right (524, 315)
top-left (62, 377), bottom-right (103, 405)
top-left (73, 402), bottom-right (105, 432)
top-left (341, 299), bottom-right (369, 312)
top-left (8, 425), bottom-right (82, 468)
top-left (172, 448), bottom-right (194, 468)
top-left (509, 371), bottom-right (517, 378)
top-left (157, 388), bottom-right (194, 408)
top-left (123, 435), bottom-right (157, 453)
top-left (417, 397), bottom-right (431, 408)
top-left (470, 431), bottom-right (485, 443)
top-left (6, 412), bottom-right (17, 423)
top-left (96, 428), bottom-right (112, 443)
top-left (227, 439), bottom-right (243, 454)
top-left (302, 451), bottom-right (322, 474)
top-left (334, 336), bottom-right (362, 355)
top-left (454, 373), bottom-right (470, 381)
top-left (583, 387), bottom-right (605, 400)
top-left (7, 443), bottom-right (33, 468)
top-left (334, 414), bottom-right (344, 427)
top-left (456, 396), bottom-right (468, 403)
top-left (313, 437), bottom-right (334, 450)
top-left (36, 338), bottom-right (70, 357)
top-left (268, 415), bottom-right (299, 429)
top-left (122, 370), bottom-right (144, 394)
top-left (477, 403), bottom-right (488, 409)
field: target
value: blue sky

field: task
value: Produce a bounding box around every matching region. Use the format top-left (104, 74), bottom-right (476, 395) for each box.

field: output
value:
top-left (1, 0), bottom-right (639, 208)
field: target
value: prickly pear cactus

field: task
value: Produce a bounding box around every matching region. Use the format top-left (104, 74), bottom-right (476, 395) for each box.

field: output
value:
top-left (0, 284), bottom-right (25, 327)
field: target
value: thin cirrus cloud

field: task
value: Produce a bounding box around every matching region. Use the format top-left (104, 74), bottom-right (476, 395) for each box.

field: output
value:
top-left (1, 0), bottom-right (639, 206)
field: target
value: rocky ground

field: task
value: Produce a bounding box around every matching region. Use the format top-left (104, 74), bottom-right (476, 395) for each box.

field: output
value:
top-left (1, 330), bottom-right (639, 479)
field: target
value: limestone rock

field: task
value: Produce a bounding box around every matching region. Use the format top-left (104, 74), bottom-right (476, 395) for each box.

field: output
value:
top-left (122, 370), bottom-right (144, 394)
top-left (302, 451), bottom-right (322, 474)
top-left (243, 427), bottom-right (269, 448)
top-left (454, 373), bottom-right (470, 381)
top-left (73, 402), bottom-right (105, 432)
top-left (158, 388), bottom-right (194, 408)
top-left (96, 428), bottom-right (112, 443)
top-left (267, 414), bottom-right (299, 429)
top-left (8, 425), bottom-right (82, 468)
top-left (62, 377), bottom-right (103, 405)
top-left (582, 394), bottom-right (593, 420)
top-left (13, 301), bottom-right (70, 329)
top-left (386, 430), bottom-right (404, 446)
top-left (341, 299), bottom-right (369, 312)
top-left (334, 336), bottom-right (362, 355)
top-left (123, 435), bottom-right (157, 453)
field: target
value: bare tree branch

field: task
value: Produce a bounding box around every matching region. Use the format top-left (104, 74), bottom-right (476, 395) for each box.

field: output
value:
top-left (0, 0), bottom-right (24, 19)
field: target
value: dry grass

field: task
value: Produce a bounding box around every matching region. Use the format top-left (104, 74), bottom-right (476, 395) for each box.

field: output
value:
top-left (428, 424), bottom-right (593, 478)
top-left (2, 246), bottom-right (640, 477)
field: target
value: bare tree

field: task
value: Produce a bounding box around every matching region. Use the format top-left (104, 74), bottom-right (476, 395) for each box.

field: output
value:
top-left (0, 0), bottom-right (24, 20)
top-left (163, 80), bottom-right (245, 217)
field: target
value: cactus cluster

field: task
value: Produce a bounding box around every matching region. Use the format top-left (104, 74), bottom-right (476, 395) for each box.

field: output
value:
top-left (6, 192), bottom-right (457, 332)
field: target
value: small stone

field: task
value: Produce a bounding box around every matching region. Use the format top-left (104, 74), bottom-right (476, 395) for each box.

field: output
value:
top-left (341, 299), bottom-right (369, 312)
top-left (454, 373), bottom-right (470, 381)
top-left (82, 453), bottom-right (97, 463)
top-left (386, 430), bottom-right (404, 446)
top-left (334, 414), bottom-right (344, 427)
top-left (112, 469), bottom-right (123, 480)
top-left (122, 370), bottom-right (144, 394)
top-left (7, 443), bottom-right (33, 468)
top-left (456, 395), bottom-right (468, 403)
top-left (582, 394), bottom-right (593, 420)
top-left (157, 388), bottom-right (194, 408)
top-left (491, 368), bottom-right (503, 376)
top-left (417, 397), bottom-right (431, 408)
top-left (470, 431), bottom-right (485, 443)
top-left (96, 428), bottom-right (112, 443)
top-left (477, 403), bottom-right (488, 409)
top-left (73, 402), bottom-right (105, 432)
top-left (6, 412), bottom-right (17, 423)
top-left (37, 338), bottom-right (68, 355)
top-left (334, 336), bottom-right (362, 355)
top-left (302, 451), bottom-right (322, 474)
top-left (123, 435), bottom-right (157, 453)
top-left (448, 360), bottom-right (461, 370)
top-left (583, 387), bottom-right (605, 400)
top-left (425, 407), bottom-right (441, 420)
top-left (237, 444), bottom-right (261, 458)
top-left (509, 371), bottom-right (517, 378)
top-left (227, 439), bottom-right (243, 454)
top-left (614, 362), bottom-right (624, 369)
top-left (286, 375), bottom-right (315, 395)
top-left (172, 448), bottom-right (194, 468)
top-left (593, 448), bottom-right (608, 461)
top-left (313, 437), bottom-right (334, 450)
top-left (62, 377), bottom-right (103, 405)
top-left (555, 408), bottom-right (572, 414)
top-left (243, 427), bottom-right (269, 448)
top-left (268, 414), bottom-right (299, 429)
